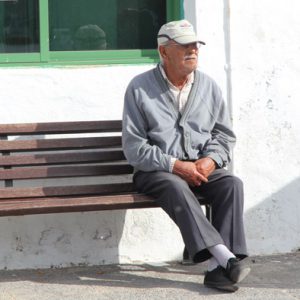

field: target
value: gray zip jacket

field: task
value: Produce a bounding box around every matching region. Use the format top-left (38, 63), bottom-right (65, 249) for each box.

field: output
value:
top-left (122, 65), bottom-right (236, 172)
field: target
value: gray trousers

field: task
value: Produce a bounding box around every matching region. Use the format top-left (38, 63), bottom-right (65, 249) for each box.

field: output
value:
top-left (134, 168), bottom-right (248, 263)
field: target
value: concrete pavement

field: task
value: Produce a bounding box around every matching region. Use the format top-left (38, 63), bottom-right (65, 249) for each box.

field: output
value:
top-left (0, 252), bottom-right (299, 300)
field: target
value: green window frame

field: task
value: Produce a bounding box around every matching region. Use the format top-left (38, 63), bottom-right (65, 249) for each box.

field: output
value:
top-left (0, 0), bottom-right (183, 67)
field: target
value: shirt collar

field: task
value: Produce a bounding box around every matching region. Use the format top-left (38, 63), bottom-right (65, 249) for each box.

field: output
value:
top-left (159, 64), bottom-right (194, 90)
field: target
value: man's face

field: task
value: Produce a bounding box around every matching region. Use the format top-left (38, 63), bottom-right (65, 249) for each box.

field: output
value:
top-left (161, 41), bottom-right (199, 76)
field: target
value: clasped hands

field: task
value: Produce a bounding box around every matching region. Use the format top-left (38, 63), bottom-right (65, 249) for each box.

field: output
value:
top-left (172, 157), bottom-right (216, 187)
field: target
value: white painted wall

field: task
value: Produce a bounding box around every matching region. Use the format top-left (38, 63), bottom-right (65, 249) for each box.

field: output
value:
top-left (0, 0), bottom-right (299, 269)
top-left (230, 0), bottom-right (300, 254)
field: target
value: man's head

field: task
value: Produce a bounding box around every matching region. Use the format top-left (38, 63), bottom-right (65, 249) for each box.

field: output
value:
top-left (157, 20), bottom-right (205, 77)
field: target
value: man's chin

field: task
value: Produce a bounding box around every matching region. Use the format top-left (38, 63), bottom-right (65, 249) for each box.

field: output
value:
top-left (184, 62), bottom-right (198, 73)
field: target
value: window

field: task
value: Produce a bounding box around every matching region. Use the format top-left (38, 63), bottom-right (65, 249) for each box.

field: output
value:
top-left (0, 0), bottom-right (183, 66)
top-left (0, 0), bottom-right (39, 53)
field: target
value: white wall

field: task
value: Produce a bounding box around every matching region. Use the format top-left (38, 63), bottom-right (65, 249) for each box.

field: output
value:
top-left (188, 0), bottom-right (300, 255)
top-left (0, 0), bottom-right (299, 269)
top-left (230, 0), bottom-right (300, 254)
top-left (0, 66), bottom-right (148, 123)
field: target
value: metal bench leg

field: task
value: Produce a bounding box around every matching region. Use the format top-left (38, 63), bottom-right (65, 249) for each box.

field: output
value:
top-left (182, 246), bottom-right (194, 265)
top-left (205, 204), bottom-right (212, 223)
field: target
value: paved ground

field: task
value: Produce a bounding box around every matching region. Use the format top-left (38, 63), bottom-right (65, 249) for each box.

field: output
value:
top-left (0, 252), bottom-right (299, 300)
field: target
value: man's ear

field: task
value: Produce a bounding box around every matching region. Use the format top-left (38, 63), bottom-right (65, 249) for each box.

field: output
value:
top-left (159, 45), bottom-right (168, 59)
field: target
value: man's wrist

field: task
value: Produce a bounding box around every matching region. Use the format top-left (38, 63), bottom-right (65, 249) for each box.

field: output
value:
top-left (169, 157), bottom-right (177, 173)
top-left (205, 155), bottom-right (221, 169)
top-left (207, 157), bottom-right (217, 168)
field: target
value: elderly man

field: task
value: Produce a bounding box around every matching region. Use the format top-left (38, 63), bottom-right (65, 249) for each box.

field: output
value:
top-left (122, 20), bottom-right (250, 292)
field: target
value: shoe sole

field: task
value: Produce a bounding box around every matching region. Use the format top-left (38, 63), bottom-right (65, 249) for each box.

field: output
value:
top-left (204, 282), bottom-right (239, 293)
top-left (230, 267), bottom-right (251, 283)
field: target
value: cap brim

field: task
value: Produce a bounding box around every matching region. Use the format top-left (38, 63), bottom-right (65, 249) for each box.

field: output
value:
top-left (173, 35), bottom-right (205, 45)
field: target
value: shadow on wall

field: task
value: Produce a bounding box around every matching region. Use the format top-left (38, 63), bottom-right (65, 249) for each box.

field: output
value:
top-left (244, 177), bottom-right (300, 255)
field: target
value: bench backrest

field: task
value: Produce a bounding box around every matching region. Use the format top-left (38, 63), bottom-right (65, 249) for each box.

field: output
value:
top-left (0, 120), bottom-right (211, 220)
top-left (0, 120), bottom-right (137, 200)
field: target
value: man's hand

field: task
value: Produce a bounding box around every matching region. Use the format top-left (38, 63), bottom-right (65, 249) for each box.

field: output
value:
top-left (173, 160), bottom-right (208, 186)
top-left (195, 157), bottom-right (216, 179)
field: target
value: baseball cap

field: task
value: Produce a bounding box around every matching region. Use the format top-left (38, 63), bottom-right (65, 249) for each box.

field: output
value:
top-left (157, 19), bottom-right (205, 46)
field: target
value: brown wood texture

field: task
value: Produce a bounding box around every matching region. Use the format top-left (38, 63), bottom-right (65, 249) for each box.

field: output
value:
top-left (0, 163), bottom-right (133, 180)
top-left (0, 183), bottom-right (135, 199)
top-left (0, 120), bottom-right (160, 216)
top-left (0, 136), bottom-right (121, 152)
top-left (0, 120), bottom-right (122, 135)
top-left (0, 150), bottom-right (125, 167)
top-left (0, 194), bottom-right (158, 217)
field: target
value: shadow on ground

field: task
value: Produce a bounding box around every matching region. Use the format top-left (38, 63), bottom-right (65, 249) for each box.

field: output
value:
top-left (0, 253), bottom-right (299, 295)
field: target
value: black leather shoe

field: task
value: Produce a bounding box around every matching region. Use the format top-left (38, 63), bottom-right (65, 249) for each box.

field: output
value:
top-left (226, 258), bottom-right (251, 283)
top-left (204, 266), bottom-right (238, 293)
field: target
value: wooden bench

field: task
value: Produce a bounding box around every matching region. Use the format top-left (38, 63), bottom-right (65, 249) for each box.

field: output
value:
top-left (0, 120), bottom-right (211, 262)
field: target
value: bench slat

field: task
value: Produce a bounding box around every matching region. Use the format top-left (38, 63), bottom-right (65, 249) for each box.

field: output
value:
top-left (0, 194), bottom-right (158, 216)
top-left (0, 120), bottom-right (122, 136)
top-left (0, 136), bottom-right (121, 152)
top-left (0, 183), bottom-right (135, 199)
top-left (0, 120), bottom-right (168, 218)
top-left (0, 150), bottom-right (125, 167)
top-left (0, 164), bottom-right (133, 180)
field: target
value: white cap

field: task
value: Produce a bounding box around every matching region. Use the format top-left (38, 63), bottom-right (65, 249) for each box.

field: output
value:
top-left (157, 19), bottom-right (205, 46)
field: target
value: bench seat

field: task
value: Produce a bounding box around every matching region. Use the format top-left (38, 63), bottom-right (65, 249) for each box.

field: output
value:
top-left (0, 120), bottom-right (211, 263)
top-left (0, 194), bottom-right (158, 217)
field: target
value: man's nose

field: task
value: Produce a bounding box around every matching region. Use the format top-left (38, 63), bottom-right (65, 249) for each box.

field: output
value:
top-left (187, 45), bottom-right (198, 54)
top-left (186, 43), bottom-right (199, 52)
